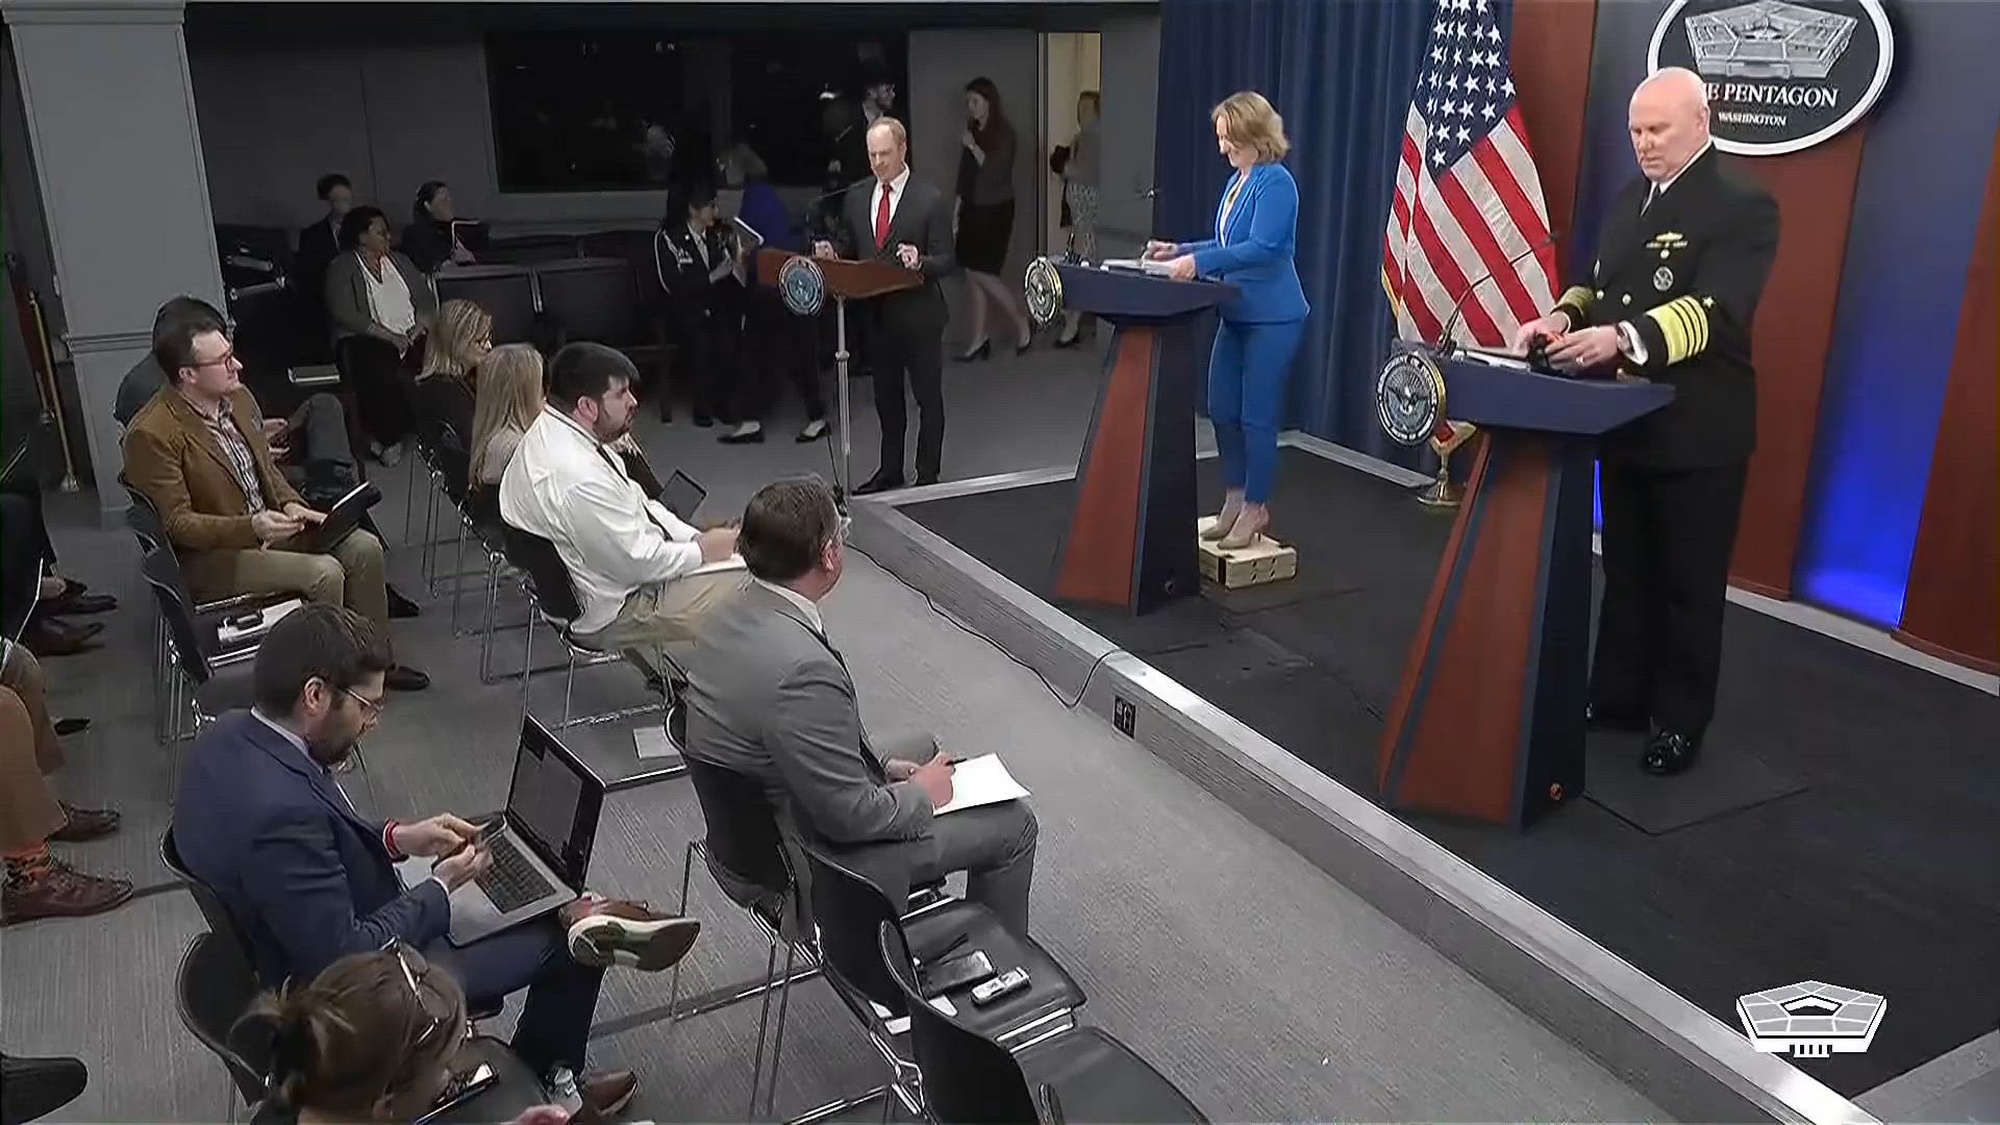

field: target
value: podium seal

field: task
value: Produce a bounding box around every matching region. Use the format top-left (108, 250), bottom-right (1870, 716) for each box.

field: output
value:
top-left (778, 256), bottom-right (826, 316)
top-left (1376, 348), bottom-right (1446, 447)
top-left (1024, 256), bottom-right (1064, 327)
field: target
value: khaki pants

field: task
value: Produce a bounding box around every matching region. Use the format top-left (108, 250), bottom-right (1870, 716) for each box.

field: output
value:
top-left (182, 528), bottom-right (389, 628)
top-left (0, 647), bottom-right (66, 852)
top-left (588, 570), bottom-right (750, 678)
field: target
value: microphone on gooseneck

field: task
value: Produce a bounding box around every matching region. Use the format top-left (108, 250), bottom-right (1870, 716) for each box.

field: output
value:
top-left (1435, 230), bottom-right (1564, 356)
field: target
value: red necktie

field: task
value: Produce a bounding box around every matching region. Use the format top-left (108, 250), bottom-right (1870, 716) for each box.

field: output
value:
top-left (874, 182), bottom-right (893, 249)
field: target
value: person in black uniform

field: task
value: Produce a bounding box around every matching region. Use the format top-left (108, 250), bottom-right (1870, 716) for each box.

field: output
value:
top-left (1513, 67), bottom-right (1779, 777)
top-left (652, 181), bottom-right (747, 428)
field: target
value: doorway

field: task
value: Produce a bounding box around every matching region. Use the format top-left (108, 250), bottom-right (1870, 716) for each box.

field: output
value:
top-left (1039, 32), bottom-right (1100, 257)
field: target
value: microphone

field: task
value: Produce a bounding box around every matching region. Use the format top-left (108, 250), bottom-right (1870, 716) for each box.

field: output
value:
top-left (1435, 231), bottom-right (1563, 355)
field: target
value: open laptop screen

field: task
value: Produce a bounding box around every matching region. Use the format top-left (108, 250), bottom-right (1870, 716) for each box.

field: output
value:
top-left (505, 719), bottom-right (603, 888)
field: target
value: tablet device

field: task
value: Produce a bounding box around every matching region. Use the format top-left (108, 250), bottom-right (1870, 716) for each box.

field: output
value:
top-left (662, 470), bottom-right (707, 521)
top-left (732, 216), bottom-right (765, 250)
top-left (302, 480), bottom-right (382, 553)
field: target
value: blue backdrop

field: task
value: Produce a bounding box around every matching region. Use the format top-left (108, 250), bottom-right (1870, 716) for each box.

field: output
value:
top-left (1155, 0), bottom-right (1440, 465)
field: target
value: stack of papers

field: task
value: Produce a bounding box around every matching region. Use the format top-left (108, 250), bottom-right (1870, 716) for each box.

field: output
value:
top-left (934, 754), bottom-right (1031, 816)
top-left (1100, 258), bottom-right (1176, 277)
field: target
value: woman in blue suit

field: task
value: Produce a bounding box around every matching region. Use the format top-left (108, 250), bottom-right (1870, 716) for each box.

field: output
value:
top-left (1147, 90), bottom-right (1309, 549)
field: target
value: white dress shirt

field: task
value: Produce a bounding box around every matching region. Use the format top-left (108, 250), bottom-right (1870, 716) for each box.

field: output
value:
top-left (869, 166), bottom-right (912, 237)
top-left (499, 408), bottom-right (742, 635)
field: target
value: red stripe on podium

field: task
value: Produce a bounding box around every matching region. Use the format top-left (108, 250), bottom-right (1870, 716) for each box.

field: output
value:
top-left (1896, 124), bottom-right (2000, 674)
top-left (1054, 328), bottom-right (1157, 607)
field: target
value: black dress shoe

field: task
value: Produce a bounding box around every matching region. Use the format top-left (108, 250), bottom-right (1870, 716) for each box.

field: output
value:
top-left (853, 472), bottom-right (905, 496)
top-left (1586, 703), bottom-right (1648, 733)
top-left (55, 718), bottom-right (89, 737)
top-left (0, 1052), bottom-right (89, 1121)
top-left (385, 664), bottom-right (431, 692)
top-left (387, 586), bottom-right (422, 619)
top-left (914, 474), bottom-right (940, 487)
top-left (1641, 728), bottom-right (1701, 775)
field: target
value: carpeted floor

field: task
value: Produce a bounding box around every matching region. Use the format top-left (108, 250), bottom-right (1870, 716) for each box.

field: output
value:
top-left (901, 446), bottom-right (2000, 1098)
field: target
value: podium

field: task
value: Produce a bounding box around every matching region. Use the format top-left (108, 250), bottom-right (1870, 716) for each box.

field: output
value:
top-left (757, 248), bottom-right (919, 501)
top-left (1045, 263), bottom-right (1238, 614)
top-left (1375, 350), bottom-right (1673, 829)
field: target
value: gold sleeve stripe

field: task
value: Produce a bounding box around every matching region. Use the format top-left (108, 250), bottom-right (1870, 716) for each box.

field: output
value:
top-left (1557, 285), bottom-right (1595, 315)
top-left (1643, 295), bottom-right (1710, 365)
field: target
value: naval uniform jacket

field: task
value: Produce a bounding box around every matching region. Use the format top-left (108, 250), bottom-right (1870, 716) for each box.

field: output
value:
top-left (653, 223), bottom-right (744, 318)
top-left (1553, 148), bottom-right (1779, 470)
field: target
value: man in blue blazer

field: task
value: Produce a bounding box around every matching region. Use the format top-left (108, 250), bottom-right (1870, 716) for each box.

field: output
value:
top-left (172, 604), bottom-right (699, 1117)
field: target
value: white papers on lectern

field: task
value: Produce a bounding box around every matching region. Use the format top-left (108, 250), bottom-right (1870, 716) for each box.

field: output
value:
top-left (1099, 258), bottom-right (1177, 277)
top-left (933, 754), bottom-right (1031, 816)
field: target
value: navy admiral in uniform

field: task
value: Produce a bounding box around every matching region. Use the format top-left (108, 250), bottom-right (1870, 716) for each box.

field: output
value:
top-left (1513, 67), bottom-right (1779, 777)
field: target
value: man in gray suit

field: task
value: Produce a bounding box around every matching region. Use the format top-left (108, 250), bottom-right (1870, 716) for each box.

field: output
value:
top-left (684, 476), bottom-right (1039, 935)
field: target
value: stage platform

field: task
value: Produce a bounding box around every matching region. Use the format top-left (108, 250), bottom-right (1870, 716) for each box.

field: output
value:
top-left (849, 440), bottom-right (1999, 1122)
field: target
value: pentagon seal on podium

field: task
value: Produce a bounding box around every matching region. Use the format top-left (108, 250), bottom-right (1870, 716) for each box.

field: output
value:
top-left (1024, 256), bottom-right (1064, 328)
top-left (1376, 347), bottom-right (1447, 447)
top-left (778, 255), bottom-right (826, 316)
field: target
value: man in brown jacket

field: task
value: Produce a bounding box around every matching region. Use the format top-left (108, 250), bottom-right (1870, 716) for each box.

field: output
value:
top-left (123, 303), bottom-right (429, 691)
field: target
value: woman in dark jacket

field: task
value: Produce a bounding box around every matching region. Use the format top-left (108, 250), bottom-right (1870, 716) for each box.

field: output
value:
top-left (650, 181), bottom-right (746, 427)
top-left (953, 77), bottom-right (1033, 361)
top-left (325, 205), bottom-right (437, 463)
top-left (400, 180), bottom-right (476, 274)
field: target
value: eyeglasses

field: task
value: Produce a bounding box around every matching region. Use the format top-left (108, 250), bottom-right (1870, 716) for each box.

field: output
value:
top-left (342, 686), bottom-right (385, 722)
top-left (381, 939), bottom-right (455, 1053)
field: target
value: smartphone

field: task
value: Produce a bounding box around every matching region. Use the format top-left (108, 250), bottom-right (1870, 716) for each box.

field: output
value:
top-left (920, 950), bottom-right (995, 997)
top-left (413, 1062), bottom-right (496, 1123)
top-left (445, 818), bottom-right (505, 861)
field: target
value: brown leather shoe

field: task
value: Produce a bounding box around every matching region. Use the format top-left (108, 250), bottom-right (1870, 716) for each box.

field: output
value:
top-left (21, 619), bottom-right (102, 658)
top-left (49, 802), bottom-right (120, 843)
top-left (575, 1069), bottom-right (638, 1122)
top-left (564, 896), bottom-right (700, 972)
top-left (2, 857), bottom-right (133, 924)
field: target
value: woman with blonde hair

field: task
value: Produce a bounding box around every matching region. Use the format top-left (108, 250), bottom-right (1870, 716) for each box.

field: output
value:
top-left (1145, 90), bottom-right (1308, 548)
top-left (239, 945), bottom-right (575, 1124)
top-left (416, 299), bottom-right (493, 445)
top-left (468, 343), bottom-right (545, 489)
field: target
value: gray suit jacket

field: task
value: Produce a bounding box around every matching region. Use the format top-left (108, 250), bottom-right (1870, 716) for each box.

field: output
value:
top-left (323, 250), bottom-right (437, 345)
top-left (687, 582), bottom-right (933, 855)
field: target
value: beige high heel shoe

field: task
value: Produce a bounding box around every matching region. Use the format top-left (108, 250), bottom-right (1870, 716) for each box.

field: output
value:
top-left (1218, 504), bottom-right (1269, 550)
top-left (1201, 492), bottom-right (1244, 540)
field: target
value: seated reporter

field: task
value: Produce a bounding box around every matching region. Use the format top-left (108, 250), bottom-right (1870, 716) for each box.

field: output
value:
top-left (498, 343), bottom-right (745, 676)
top-left (1, 643), bottom-right (129, 923)
top-left (685, 477), bottom-right (1039, 935)
top-left (119, 296), bottom-right (419, 618)
top-left (415, 298), bottom-right (492, 446)
top-left (174, 604), bottom-right (696, 1116)
top-left (122, 308), bottom-right (428, 691)
top-left (240, 947), bottom-right (596, 1125)
top-left (327, 205), bottom-right (435, 467)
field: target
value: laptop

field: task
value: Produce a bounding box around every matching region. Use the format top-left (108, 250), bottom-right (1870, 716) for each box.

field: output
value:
top-left (661, 469), bottom-right (707, 521)
top-left (398, 717), bottom-right (606, 946)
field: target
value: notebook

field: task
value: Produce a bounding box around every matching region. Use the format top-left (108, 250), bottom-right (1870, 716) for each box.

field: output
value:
top-left (933, 754), bottom-right (1030, 816)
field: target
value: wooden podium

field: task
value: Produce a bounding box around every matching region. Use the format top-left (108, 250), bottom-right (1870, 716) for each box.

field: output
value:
top-left (1376, 350), bottom-right (1672, 828)
top-left (1047, 263), bottom-right (1237, 614)
top-left (757, 248), bottom-right (918, 500)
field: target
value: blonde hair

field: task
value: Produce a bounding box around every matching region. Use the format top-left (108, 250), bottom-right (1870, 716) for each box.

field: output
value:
top-left (1212, 90), bottom-right (1290, 163)
top-left (469, 343), bottom-right (544, 485)
top-left (238, 949), bottom-right (467, 1119)
top-left (418, 299), bottom-right (493, 383)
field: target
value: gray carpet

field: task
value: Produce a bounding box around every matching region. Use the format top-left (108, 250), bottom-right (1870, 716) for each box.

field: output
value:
top-left (1, 344), bottom-right (1662, 1122)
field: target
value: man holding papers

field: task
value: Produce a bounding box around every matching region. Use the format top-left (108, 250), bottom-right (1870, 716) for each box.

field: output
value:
top-left (684, 476), bottom-right (1039, 935)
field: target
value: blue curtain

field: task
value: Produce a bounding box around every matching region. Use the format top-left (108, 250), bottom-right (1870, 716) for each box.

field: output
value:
top-left (1155, 0), bottom-right (1439, 463)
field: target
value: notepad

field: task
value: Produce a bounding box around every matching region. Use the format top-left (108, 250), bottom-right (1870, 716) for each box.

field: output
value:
top-left (933, 754), bottom-right (1030, 816)
top-left (1100, 258), bottom-right (1176, 277)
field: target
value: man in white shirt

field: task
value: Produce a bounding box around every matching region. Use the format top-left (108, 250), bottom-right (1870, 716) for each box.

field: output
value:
top-left (498, 342), bottom-right (744, 674)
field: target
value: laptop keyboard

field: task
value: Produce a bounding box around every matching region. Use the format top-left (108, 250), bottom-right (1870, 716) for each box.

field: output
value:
top-left (475, 834), bottom-right (556, 914)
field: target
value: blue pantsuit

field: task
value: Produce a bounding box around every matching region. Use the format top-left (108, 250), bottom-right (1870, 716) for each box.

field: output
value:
top-left (1177, 161), bottom-right (1311, 505)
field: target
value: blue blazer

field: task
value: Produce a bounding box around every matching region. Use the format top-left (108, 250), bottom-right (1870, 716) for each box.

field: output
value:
top-left (172, 710), bottom-right (451, 987)
top-left (1176, 162), bottom-right (1309, 324)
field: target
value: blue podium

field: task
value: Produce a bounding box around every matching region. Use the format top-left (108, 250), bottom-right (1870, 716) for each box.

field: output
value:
top-left (1374, 349), bottom-right (1673, 828)
top-left (1046, 263), bottom-right (1238, 614)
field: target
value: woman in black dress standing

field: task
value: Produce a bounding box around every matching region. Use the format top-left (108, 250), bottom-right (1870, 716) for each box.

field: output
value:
top-left (953, 77), bottom-right (1034, 361)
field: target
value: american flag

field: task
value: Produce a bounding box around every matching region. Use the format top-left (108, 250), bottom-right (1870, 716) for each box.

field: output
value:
top-left (1382, 0), bottom-right (1557, 349)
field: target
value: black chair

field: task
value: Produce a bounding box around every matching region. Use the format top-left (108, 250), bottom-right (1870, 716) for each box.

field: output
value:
top-left (176, 933), bottom-right (269, 1123)
top-left (878, 923), bottom-right (1208, 1125)
top-left (674, 757), bottom-right (826, 1120)
top-left (435, 266), bottom-right (539, 348)
top-left (795, 839), bottom-right (1086, 1119)
top-left (497, 525), bottom-right (677, 746)
top-left (536, 258), bottom-right (650, 352)
top-left (139, 548), bottom-right (262, 743)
